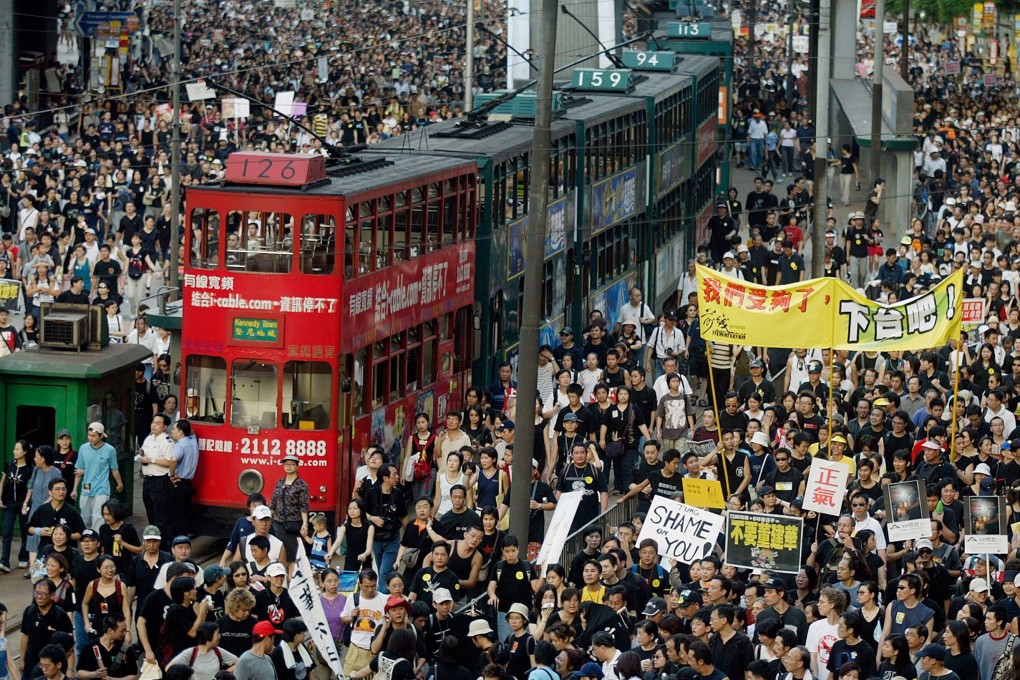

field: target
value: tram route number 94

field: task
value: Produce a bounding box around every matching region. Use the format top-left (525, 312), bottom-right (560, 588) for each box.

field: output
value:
top-left (240, 438), bottom-right (328, 457)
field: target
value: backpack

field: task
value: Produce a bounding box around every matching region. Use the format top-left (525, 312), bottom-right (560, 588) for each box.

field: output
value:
top-left (128, 252), bottom-right (145, 279)
top-left (818, 538), bottom-right (844, 585)
top-left (373, 653), bottom-right (409, 680)
top-left (87, 577), bottom-right (123, 628)
top-left (158, 617), bottom-right (176, 667)
top-left (189, 645), bottom-right (225, 669)
top-left (341, 592), bottom-right (360, 646)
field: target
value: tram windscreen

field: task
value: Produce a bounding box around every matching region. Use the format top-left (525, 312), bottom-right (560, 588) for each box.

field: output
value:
top-left (230, 360), bottom-right (278, 428)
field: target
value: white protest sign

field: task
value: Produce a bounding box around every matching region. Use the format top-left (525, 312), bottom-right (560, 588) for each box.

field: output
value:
top-left (637, 495), bottom-right (723, 562)
top-left (221, 97), bottom-right (250, 119)
top-left (802, 458), bottom-right (850, 515)
top-left (289, 542), bottom-right (344, 677)
top-left (535, 491), bottom-right (582, 576)
top-left (185, 80), bottom-right (216, 102)
top-left (274, 91), bottom-right (295, 117)
top-left (966, 534), bottom-right (1008, 554)
top-left (792, 36), bottom-right (809, 53)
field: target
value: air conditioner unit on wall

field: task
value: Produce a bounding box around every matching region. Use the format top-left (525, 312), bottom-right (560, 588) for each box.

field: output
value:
top-left (39, 303), bottom-right (91, 351)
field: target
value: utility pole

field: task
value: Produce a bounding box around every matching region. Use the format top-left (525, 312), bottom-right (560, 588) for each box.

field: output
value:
top-left (809, 0), bottom-right (830, 277)
top-left (508, 0), bottom-right (556, 545)
top-left (899, 0), bottom-right (909, 81)
top-left (168, 0), bottom-right (182, 290)
top-left (869, 0), bottom-right (885, 185)
top-left (465, 0), bottom-right (475, 112)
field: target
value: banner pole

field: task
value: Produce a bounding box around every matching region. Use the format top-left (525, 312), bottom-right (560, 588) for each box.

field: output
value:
top-left (949, 334), bottom-right (962, 463)
top-left (706, 341), bottom-right (731, 497)
top-left (828, 346), bottom-right (835, 446)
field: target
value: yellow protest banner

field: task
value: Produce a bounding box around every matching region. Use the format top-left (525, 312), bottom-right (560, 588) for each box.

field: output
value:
top-left (695, 265), bottom-right (835, 348)
top-left (695, 265), bottom-right (963, 351)
top-left (682, 477), bottom-right (726, 509)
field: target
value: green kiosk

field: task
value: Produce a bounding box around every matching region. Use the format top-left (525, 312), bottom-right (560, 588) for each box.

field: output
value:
top-left (0, 304), bottom-right (154, 513)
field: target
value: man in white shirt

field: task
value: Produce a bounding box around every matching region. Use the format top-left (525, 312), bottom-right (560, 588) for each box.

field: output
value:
top-left (341, 570), bottom-right (389, 675)
top-left (237, 505), bottom-right (286, 563)
top-left (922, 150), bottom-right (947, 178)
top-left (614, 287), bottom-right (656, 335)
top-left (644, 310), bottom-right (687, 380)
top-left (138, 413), bottom-right (176, 541)
top-left (807, 588), bottom-right (847, 680)
top-left (125, 315), bottom-right (160, 379)
top-left (592, 632), bottom-right (622, 680)
top-left (850, 498), bottom-right (887, 560)
top-left (984, 389), bottom-right (1017, 434)
top-left (652, 357), bottom-right (693, 400)
top-left (747, 111), bottom-right (768, 171)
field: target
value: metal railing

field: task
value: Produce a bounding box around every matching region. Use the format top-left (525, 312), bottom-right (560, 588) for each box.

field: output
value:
top-left (140, 285), bottom-right (181, 317)
top-left (448, 494), bottom-right (640, 618)
top-left (557, 494), bottom-right (639, 573)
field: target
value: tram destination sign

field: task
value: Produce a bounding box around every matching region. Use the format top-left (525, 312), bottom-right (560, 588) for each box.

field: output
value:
top-left (621, 51), bottom-right (676, 71)
top-left (231, 316), bottom-right (283, 346)
top-left (224, 152), bottom-right (327, 187)
top-left (667, 21), bottom-right (712, 38)
top-left (571, 68), bottom-right (633, 92)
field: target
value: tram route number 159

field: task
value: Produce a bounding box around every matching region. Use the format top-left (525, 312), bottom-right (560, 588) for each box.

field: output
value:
top-left (240, 438), bottom-right (328, 457)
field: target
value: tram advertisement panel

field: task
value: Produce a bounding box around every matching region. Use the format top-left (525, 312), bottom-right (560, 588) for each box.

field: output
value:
top-left (696, 116), bottom-right (718, 168)
top-left (341, 242), bottom-right (474, 349)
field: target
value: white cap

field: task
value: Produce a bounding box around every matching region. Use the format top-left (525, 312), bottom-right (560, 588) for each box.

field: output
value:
top-left (253, 505), bottom-right (273, 520)
top-left (432, 588), bottom-right (454, 603)
top-left (970, 577), bottom-right (990, 593)
top-left (974, 463), bottom-right (992, 476)
top-left (266, 562), bottom-right (287, 578)
top-left (750, 431), bottom-right (771, 448)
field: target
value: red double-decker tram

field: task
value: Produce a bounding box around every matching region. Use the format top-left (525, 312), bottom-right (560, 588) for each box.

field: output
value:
top-left (181, 152), bottom-right (477, 523)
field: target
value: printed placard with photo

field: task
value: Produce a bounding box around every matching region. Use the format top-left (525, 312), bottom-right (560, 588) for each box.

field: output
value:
top-left (883, 479), bottom-right (930, 543)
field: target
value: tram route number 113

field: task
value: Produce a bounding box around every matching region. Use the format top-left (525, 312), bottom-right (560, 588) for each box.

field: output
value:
top-left (240, 438), bottom-right (328, 457)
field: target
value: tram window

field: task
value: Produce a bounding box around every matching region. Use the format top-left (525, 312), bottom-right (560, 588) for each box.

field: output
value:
top-left (423, 320), bottom-right (437, 385)
top-left (427, 198), bottom-right (440, 248)
top-left (406, 326), bottom-right (421, 392)
top-left (283, 361), bottom-right (330, 430)
top-left (411, 195), bottom-right (426, 256)
top-left (423, 337), bottom-right (436, 386)
top-left (372, 360), bottom-right (388, 409)
top-left (389, 354), bottom-right (405, 400)
top-left (225, 231), bottom-right (243, 269)
top-left (393, 210), bottom-right (408, 262)
top-left (230, 360), bottom-right (278, 429)
top-left (358, 203), bottom-right (375, 273)
top-left (503, 172), bottom-right (515, 221)
top-left (243, 213), bottom-right (292, 273)
top-left (543, 260), bottom-right (554, 319)
top-left (379, 213), bottom-right (394, 265)
top-left (185, 355), bottom-right (226, 424)
top-left (353, 348), bottom-right (366, 416)
top-left (189, 208), bottom-right (219, 269)
top-left (300, 214), bottom-right (336, 275)
top-left (454, 307), bottom-right (473, 373)
top-left (443, 195), bottom-right (456, 244)
top-left (374, 210), bottom-right (392, 268)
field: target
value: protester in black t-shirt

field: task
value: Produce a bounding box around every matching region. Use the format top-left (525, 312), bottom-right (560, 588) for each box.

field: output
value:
top-left (22, 578), bottom-right (74, 674)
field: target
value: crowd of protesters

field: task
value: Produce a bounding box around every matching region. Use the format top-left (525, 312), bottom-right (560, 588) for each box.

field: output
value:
top-left (8, 1), bottom-right (1020, 680)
